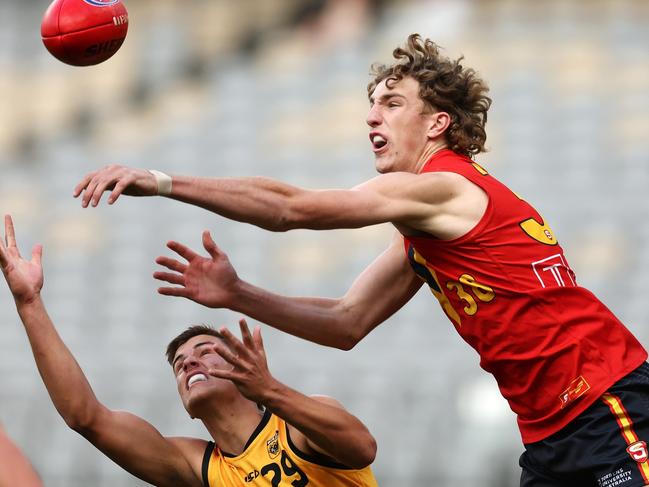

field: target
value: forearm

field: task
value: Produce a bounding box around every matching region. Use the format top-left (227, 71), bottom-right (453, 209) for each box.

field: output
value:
top-left (169, 175), bottom-right (299, 231)
top-left (230, 281), bottom-right (361, 350)
top-left (262, 383), bottom-right (376, 469)
top-left (228, 250), bottom-right (421, 349)
top-left (16, 297), bottom-right (102, 430)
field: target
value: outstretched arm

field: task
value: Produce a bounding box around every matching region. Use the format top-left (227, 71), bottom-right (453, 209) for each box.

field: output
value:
top-left (210, 320), bottom-right (377, 469)
top-left (0, 425), bottom-right (43, 487)
top-left (0, 216), bottom-right (203, 487)
top-left (73, 165), bottom-right (475, 234)
top-left (155, 231), bottom-right (423, 350)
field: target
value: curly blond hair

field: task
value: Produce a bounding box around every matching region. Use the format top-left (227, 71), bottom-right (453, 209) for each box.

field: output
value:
top-left (368, 34), bottom-right (491, 157)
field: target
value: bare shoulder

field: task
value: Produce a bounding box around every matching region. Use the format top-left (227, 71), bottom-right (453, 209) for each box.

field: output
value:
top-left (355, 170), bottom-right (480, 204)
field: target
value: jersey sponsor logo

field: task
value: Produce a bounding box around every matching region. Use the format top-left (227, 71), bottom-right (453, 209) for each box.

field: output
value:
top-left (531, 254), bottom-right (576, 288)
top-left (243, 469), bottom-right (260, 482)
top-left (627, 441), bottom-right (649, 463)
top-left (82, 0), bottom-right (120, 6)
top-left (266, 431), bottom-right (280, 459)
top-left (559, 375), bottom-right (590, 409)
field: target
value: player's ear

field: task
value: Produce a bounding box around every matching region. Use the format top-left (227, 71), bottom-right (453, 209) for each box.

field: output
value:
top-left (427, 111), bottom-right (451, 139)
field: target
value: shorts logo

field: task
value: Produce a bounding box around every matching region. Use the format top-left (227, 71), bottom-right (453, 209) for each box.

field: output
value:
top-left (627, 441), bottom-right (649, 463)
top-left (266, 431), bottom-right (280, 459)
top-left (82, 0), bottom-right (120, 6)
top-left (559, 375), bottom-right (591, 409)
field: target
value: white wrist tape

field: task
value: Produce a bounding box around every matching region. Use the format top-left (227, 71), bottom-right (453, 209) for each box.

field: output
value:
top-left (148, 170), bottom-right (172, 196)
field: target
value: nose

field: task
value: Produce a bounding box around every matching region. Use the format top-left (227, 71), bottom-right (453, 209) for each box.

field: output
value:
top-left (366, 104), bottom-right (381, 127)
top-left (182, 355), bottom-right (199, 372)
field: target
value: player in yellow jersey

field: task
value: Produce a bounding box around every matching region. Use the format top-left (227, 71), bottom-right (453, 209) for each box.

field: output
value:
top-left (0, 215), bottom-right (378, 487)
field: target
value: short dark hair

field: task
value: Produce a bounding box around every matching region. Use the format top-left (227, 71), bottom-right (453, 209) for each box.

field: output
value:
top-left (165, 324), bottom-right (223, 366)
top-left (368, 33), bottom-right (492, 157)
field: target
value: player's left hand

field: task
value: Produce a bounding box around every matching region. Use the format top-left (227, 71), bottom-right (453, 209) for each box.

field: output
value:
top-left (0, 215), bottom-right (43, 304)
top-left (207, 319), bottom-right (276, 404)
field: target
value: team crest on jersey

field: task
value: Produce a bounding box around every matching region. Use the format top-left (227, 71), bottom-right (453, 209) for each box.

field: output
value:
top-left (559, 376), bottom-right (590, 409)
top-left (266, 431), bottom-right (280, 459)
top-left (627, 441), bottom-right (649, 463)
top-left (82, 0), bottom-right (120, 6)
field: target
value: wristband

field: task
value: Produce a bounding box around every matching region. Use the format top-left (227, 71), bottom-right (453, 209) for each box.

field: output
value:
top-left (148, 170), bottom-right (172, 196)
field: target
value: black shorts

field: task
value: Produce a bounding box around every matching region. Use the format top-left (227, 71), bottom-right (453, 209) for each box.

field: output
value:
top-left (520, 362), bottom-right (649, 487)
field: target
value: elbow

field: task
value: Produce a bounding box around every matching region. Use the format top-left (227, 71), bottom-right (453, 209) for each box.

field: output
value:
top-left (62, 407), bottom-right (102, 437)
top-left (65, 416), bottom-right (93, 435)
top-left (336, 327), bottom-right (366, 351)
top-left (337, 334), bottom-right (360, 351)
top-left (348, 436), bottom-right (378, 469)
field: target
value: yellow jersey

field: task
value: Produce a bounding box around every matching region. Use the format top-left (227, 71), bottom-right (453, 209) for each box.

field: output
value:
top-left (202, 410), bottom-right (378, 486)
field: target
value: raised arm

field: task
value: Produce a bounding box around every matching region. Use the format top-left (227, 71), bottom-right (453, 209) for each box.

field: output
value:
top-left (0, 216), bottom-right (203, 487)
top-left (210, 320), bottom-right (377, 469)
top-left (155, 230), bottom-right (423, 350)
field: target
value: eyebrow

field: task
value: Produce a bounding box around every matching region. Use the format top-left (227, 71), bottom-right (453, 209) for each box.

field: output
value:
top-left (369, 93), bottom-right (406, 105)
top-left (172, 341), bottom-right (216, 369)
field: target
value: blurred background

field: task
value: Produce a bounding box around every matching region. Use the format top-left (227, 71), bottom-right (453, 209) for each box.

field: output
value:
top-left (1, 0), bottom-right (648, 485)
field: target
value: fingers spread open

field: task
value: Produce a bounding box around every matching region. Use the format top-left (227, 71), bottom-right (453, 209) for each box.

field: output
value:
top-left (210, 340), bottom-right (241, 367)
top-left (153, 271), bottom-right (185, 286)
top-left (166, 241), bottom-right (198, 262)
top-left (202, 231), bottom-right (221, 258)
top-left (239, 319), bottom-right (255, 349)
top-left (157, 286), bottom-right (191, 297)
top-left (207, 367), bottom-right (235, 381)
top-left (218, 327), bottom-right (249, 358)
top-left (155, 256), bottom-right (187, 273)
top-left (4, 215), bottom-right (16, 248)
top-left (253, 326), bottom-right (264, 351)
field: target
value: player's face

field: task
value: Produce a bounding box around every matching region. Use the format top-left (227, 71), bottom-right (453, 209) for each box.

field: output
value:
top-left (171, 334), bottom-right (235, 415)
top-left (367, 76), bottom-right (437, 174)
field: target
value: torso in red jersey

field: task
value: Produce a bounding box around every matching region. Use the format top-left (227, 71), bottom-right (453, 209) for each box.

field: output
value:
top-left (403, 149), bottom-right (647, 443)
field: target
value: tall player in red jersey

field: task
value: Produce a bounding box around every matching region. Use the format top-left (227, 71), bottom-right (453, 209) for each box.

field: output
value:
top-left (75, 34), bottom-right (649, 486)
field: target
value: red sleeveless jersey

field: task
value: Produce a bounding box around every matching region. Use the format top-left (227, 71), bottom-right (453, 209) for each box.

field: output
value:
top-left (403, 149), bottom-right (647, 443)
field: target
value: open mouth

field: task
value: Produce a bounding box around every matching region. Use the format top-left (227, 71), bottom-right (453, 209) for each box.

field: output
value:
top-left (371, 134), bottom-right (388, 152)
top-left (187, 373), bottom-right (208, 388)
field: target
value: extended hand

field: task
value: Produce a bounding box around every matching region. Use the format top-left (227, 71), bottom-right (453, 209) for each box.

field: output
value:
top-left (73, 165), bottom-right (158, 207)
top-left (208, 319), bottom-right (275, 404)
top-left (0, 215), bottom-right (43, 304)
top-left (154, 230), bottom-right (239, 308)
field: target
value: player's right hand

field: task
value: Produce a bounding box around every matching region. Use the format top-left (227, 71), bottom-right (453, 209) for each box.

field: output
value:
top-left (0, 215), bottom-right (43, 304)
top-left (154, 230), bottom-right (240, 309)
top-left (73, 165), bottom-right (158, 207)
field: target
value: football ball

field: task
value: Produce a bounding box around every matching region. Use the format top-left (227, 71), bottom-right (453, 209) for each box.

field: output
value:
top-left (41, 0), bottom-right (129, 66)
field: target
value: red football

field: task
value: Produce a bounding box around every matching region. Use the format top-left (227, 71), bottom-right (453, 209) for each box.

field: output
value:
top-left (41, 0), bottom-right (129, 66)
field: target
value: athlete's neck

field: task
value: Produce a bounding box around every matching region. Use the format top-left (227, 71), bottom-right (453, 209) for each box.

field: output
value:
top-left (199, 398), bottom-right (265, 455)
top-left (414, 141), bottom-right (449, 173)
